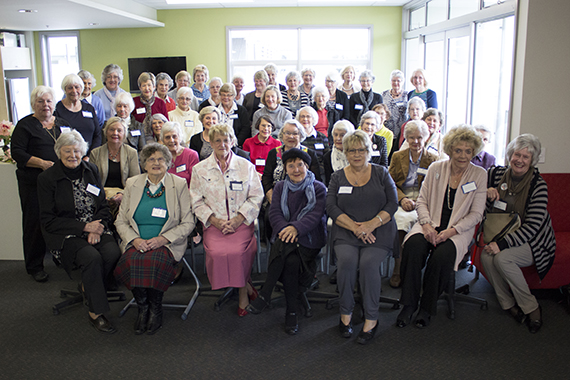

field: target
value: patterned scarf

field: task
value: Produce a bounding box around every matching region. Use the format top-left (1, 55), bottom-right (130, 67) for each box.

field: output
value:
top-left (358, 90), bottom-right (374, 122)
top-left (331, 146), bottom-right (349, 172)
top-left (281, 170), bottom-right (316, 222)
top-left (103, 87), bottom-right (118, 117)
top-left (140, 95), bottom-right (156, 141)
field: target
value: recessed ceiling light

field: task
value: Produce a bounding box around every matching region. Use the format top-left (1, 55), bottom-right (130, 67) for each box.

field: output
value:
top-left (166, 0), bottom-right (252, 4)
top-left (18, 9), bottom-right (38, 13)
top-left (89, 23), bottom-right (99, 26)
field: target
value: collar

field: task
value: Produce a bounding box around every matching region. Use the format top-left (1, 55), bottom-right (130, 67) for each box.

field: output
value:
top-left (146, 174), bottom-right (166, 193)
top-left (214, 149), bottom-right (234, 171)
top-left (409, 149), bottom-right (423, 165)
top-left (254, 135), bottom-right (272, 145)
top-left (218, 102), bottom-right (238, 114)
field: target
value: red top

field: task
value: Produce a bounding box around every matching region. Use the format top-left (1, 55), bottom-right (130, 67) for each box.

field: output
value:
top-left (242, 134), bottom-right (282, 174)
top-left (315, 109), bottom-right (329, 136)
top-left (168, 147), bottom-right (199, 187)
top-left (163, 96), bottom-right (176, 112)
top-left (132, 96), bottom-right (169, 123)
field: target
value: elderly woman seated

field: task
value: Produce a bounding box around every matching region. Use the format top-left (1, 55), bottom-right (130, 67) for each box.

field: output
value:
top-left (217, 83), bottom-right (251, 147)
top-left (481, 134), bottom-right (555, 334)
top-left (190, 124), bottom-right (264, 316)
top-left (38, 130), bottom-right (121, 333)
top-left (311, 86), bottom-right (342, 138)
top-left (114, 143), bottom-right (194, 335)
top-left (132, 72), bottom-right (169, 134)
top-left (161, 121), bottom-right (199, 187)
top-left (348, 70), bottom-right (383, 127)
top-left (470, 125), bottom-right (496, 170)
top-left (89, 117), bottom-right (141, 215)
top-left (387, 120), bottom-right (438, 288)
top-left (198, 77), bottom-right (223, 111)
top-left (358, 111), bottom-right (388, 168)
top-left (145, 114), bottom-right (168, 145)
top-left (323, 120), bottom-right (355, 187)
top-left (398, 97), bottom-right (426, 148)
top-left (168, 87), bottom-right (202, 145)
top-left (246, 148), bottom-right (327, 335)
top-left (397, 125), bottom-right (486, 329)
top-left (113, 92), bottom-right (146, 152)
top-left (252, 85), bottom-right (293, 138)
top-left (402, 108), bottom-right (446, 160)
top-left (242, 116), bottom-right (282, 178)
top-left (94, 64), bottom-right (127, 120)
top-left (155, 72), bottom-right (176, 113)
top-left (296, 106), bottom-right (330, 179)
top-left (281, 71), bottom-right (309, 117)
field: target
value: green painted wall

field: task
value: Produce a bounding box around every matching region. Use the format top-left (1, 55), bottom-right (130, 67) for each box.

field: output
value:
top-left (35, 6), bottom-right (402, 92)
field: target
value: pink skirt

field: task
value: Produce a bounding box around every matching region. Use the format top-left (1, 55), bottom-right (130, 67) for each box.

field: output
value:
top-left (203, 223), bottom-right (257, 290)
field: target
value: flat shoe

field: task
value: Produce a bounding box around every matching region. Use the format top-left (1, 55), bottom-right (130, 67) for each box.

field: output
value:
top-left (89, 315), bottom-right (117, 334)
top-left (357, 322), bottom-right (378, 345)
top-left (527, 305), bottom-right (542, 334)
top-left (338, 319), bottom-right (353, 338)
top-left (415, 310), bottom-right (431, 329)
top-left (285, 313), bottom-right (298, 335)
top-left (396, 305), bottom-right (416, 328)
top-left (32, 270), bottom-right (49, 283)
top-left (508, 305), bottom-right (526, 324)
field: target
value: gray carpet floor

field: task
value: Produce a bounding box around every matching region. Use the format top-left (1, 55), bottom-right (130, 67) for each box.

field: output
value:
top-left (1, 249), bottom-right (570, 380)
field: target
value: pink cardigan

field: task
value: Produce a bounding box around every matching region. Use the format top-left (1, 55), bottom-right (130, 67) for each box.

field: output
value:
top-left (404, 160), bottom-right (487, 270)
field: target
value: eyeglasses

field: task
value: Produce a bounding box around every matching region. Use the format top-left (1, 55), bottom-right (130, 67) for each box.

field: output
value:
top-left (178, 97), bottom-right (192, 101)
top-left (283, 131), bottom-right (300, 137)
top-left (147, 157), bottom-right (166, 164)
top-left (347, 148), bottom-right (367, 155)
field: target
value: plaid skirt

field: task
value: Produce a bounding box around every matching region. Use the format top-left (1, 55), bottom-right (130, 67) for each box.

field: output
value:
top-left (114, 246), bottom-right (176, 292)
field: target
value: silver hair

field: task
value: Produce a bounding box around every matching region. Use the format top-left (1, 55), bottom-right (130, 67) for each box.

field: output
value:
top-left (208, 123), bottom-right (237, 146)
top-left (264, 63), bottom-right (277, 73)
top-left (359, 110), bottom-right (380, 128)
top-left (54, 129), bottom-right (88, 159)
top-left (325, 71), bottom-right (340, 83)
top-left (422, 107), bottom-right (444, 124)
top-left (77, 70), bottom-right (96, 87)
top-left (311, 86), bottom-right (329, 102)
top-left (151, 113), bottom-right (168, 123)
top-left (254, 70), bottom-right (269, 83)
top-left (139, 143), bottom-right (172, 170)
top-left (156, 72), bottom-right (174, 89)
top-left (160, 121), bottom-right (184, 142)
top-left (286, 71), bottom-right (301, 83)
top-left (232, 73), bottom-right (245, 82)
top-left (343, 129), bottom-right (372, 158)
top-left (220, 83), bottom-right (236, 97)
top-left (103, 116), bottom-right (127, 141)
top-left (474, 124), bottom-right (492, 134)
top-left (331, 120), bottom-right (355, 135)
top-left (199, 106), bottom-right (221, 123)
top-left (176, 86), bottom-right (194, 100)
top-left (296, 106), bottom-right (318, 127)
top-left (301, 67), bottom-right (316, 77)
top-left (209, 77), bottom-right (223, 88)
top-left (390, 69), bottom-right (405, 82)
top-left (407, 96), bottom-right (426, 113)
top-left (113, 92), bottom-right (135, 114)
top-left (101, 64), bottom-right (123, 86)
top-left (404, 120), bottom-right (430, 142)
top-left (30, 86), bottom-right (56, 108)
top-left (359, 70), bottom-right (375, 82)
top-left (506, 133), bottom-right (542, 167)
top-left (278, 119), bottom-right (307, 143)
top-left (411, 68), bottom-right (429, 87)
top-left (61, 73), bottom-right (84, 93)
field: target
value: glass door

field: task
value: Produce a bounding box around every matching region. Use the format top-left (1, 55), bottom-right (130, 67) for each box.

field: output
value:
top-left (445, 27), bottom-right (472, 130)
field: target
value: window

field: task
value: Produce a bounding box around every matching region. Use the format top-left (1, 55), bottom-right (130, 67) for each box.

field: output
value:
top-left (227, 27), bottom-right (371, 94)
top-left (410, 6), bottom-right (426, 30)
top-left (449, 0), bottom-right (479, 19)
top-left (427, 0), bottom-right (448, 26)
top-left (39, 31), bottom-right (81, 100)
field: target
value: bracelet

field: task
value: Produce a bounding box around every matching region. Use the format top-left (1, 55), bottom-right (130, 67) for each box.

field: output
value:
top-left (376, 215), bottom-right (383, 225)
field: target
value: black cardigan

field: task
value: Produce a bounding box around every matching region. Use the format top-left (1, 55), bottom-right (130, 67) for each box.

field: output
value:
top-left (348, 91), bottom-right (383, 127)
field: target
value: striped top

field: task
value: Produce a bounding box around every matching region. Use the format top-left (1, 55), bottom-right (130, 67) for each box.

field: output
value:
top-left (487, 166), bottom-right (556, 279)
top-left (280, 90), bottom-right (309, 117)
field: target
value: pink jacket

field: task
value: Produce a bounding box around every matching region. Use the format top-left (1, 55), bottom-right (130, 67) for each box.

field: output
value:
top-left (404, 160), bottom-right (487, 270)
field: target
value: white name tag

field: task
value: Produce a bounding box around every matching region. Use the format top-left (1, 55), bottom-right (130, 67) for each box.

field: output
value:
top-left (255, 159), bottom-right (266, 166)
top-left (335, 103), bottom-right (343, 110)
top-left (354, 104), bottom-right (363, 110)
top-left (130, 130), bottom-right (141, 136)
top-left (229, 114), bottom-right (238, 119)
top-left (82, 111), bottom-right (93, 118)
top-left (493, 200), bottom-right (507, 211)
top-left (338, 186), bottom-right (353, 194)
top-left (230, 181), bottom-right (243, 191)
top-left (396, 101), bottom-right (406, 107)
top-left (371, 150), bottom-right (380, 157)
top-left (60, 127), bottom-right (71, 133)
top-left (86, 183), bottom-right (100, 196)
top-left (151, 207), bottom-right (167, 218)
top-left (462, 181), bottom-right (477, 194)
top-left (427, 146), bottom-right (439, 154)
top-left (185, 120), bottom-right (194, 128)
top-left (176, 164), bottom-right (186, 173)
top-left (417, 167), bottom-right (428, 176)
top-left (136, 107), bottom-right (146, 114)
top-left (314, 143), bottom-right (325, 150)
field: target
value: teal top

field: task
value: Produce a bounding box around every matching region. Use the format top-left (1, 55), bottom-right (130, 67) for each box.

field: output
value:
top-left (133, 185), bottom-right (169, 239)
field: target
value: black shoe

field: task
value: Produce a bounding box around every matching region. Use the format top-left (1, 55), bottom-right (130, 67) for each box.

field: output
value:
top-left (147, 289), bottom-right (164, 335)
top-left (89, 315), bottom-right (117, 334)
top-left (396, 305), bottom-right (416, 328)
top-left (527, 305), bottom-right (542, 334)
top-left (284, 313), bottom-right (298, 335)
top-left (329, 269), bottom-right (337, 285)
top-left (132, 288), bottom-right (149, 335)
top-left (508, 305), bottom-right (527, 324)
top-left (32, 270), bottom-right (49, 283)
top-left (338, 318), bottom-right (353, 338)
top-left (245, 295), bottom-right (268, 314)
top-left (357, 322), bottom-right (378, 345)
top-left (415, 309), bottom-right (431, 329)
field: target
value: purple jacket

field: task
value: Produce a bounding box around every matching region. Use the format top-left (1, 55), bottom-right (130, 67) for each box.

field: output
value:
top-left (269, 179), bottom-right (327, 249)
top-left (471, 151), bottom-right (496, 171)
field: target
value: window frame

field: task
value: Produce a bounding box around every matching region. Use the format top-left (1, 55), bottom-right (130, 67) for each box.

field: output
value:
top-left (39, 31), bottom-right (81, 96)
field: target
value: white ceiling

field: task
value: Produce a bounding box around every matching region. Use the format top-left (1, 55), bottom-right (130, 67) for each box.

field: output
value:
top-left (0, 0), bottom-right (409, 31)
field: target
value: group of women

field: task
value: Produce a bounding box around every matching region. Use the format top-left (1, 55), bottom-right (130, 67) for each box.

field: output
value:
top-left (10, 62), bottom-right (554, 341)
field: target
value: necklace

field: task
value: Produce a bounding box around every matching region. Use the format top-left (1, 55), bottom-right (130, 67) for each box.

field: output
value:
top-left (44, 127), bottom-right (57, 143)
top-left (391, 89), bottom-right (402, 98)
top-left (289, 91), bottom-right (299, 101)
top-left (145, 182), bottom-right (165, 198)
top-left (349, 166), bottom-right (367, 186)
top-left (108, 147), bottom-right (120, 162)
top-left (447, 185), bottom-right (454, 210)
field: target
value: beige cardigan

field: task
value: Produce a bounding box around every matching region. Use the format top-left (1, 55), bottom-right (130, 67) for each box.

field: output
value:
top-left (115, 173), bottom-right (195, 261)
top-left (404, 160), bottom-right (487, 270)
top-left (89, 143), bottom-right (140, 188)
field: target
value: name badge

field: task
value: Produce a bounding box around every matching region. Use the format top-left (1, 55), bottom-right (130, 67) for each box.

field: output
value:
top-left (335, 103), bottom-right (344, 110)
top-left (82, 111), bottom-right (93, 118)
top-left (229, 114), bottom-right (238, 119)
top-left (338, 186), bottom-right (353, 194)
top-left (314, 143), bottom-right (325, 150)
top-left (151, 207), bottom-right (167, 218)
top-left (427, 146), bottom-right (439, 154)
top-left (230, 181), bottom-right (243, 191)
top-left (176, 164), bottom-right (186, 173)
top-left (462, 181), bottom-right (477, 194)
top-left (371, 150), bottom-right (380, 157)
top-left (396, 101), bottom-right (406, 107)
top-left (86, 183), bottom-right (100, 196)
top-left (130, 130), bottom-right (141, 136)
top-left (255, 159), bottom-right (266, 166)
top-left (136, 107), bottom-right (146, 114)
top-left (354, 104), bottom-right (363, 110)
top-left (493, 200), bottom-right (507, 211)
top-left (417, 167), bottom-right (428, 176)
top-left (60, 127), bottom-right (71, 133)
top-left (185, 120), bottom-right (194, 128)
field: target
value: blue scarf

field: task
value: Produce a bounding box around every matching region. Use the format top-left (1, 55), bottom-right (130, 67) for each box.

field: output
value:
top-left (281, 170), bottom-right (316, 223)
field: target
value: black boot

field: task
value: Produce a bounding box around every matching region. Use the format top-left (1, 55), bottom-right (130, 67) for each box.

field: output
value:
top-left (146, 288), bottom-right (164, 335)
top-left (132, 288), bottom-right (149, 335)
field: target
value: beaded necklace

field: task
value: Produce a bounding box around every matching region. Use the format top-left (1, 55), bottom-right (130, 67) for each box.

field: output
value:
top-left (145, 182), bottom-right (165, 198)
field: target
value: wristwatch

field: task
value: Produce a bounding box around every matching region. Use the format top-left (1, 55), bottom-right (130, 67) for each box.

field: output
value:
top-left (376, 215), bottom-right (383, 225)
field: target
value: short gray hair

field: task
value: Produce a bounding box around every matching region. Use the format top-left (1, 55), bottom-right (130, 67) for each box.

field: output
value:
top-left (54, 129), bottom-right (88, 159)
top-left (343, 130), bottom-right (372, 158)
top-left (404, 120), bottom-right (430, 142)
top-left (160, 121), bottom-right (184, 141)
top-left (359, 110), bottom-right (380, 128)
top-left (254, 70), bottom-right (269, 83)
top-left (101, 64), bottom-right (123, 86)
top-left (301, 68), bottom-right (316, 78)
top-left (411, 68), bottom-right (429, 87)
top-left (390, 70), bottom-right (405, 82)
top-left (325, 71), bottom-right (340, 83)
top-left (139, 143), bottom-right (172, 170)
top-left (209, 77), bottom-right (222, 89)
top-left (61, 73), bottom-right (84, 93)
top-left (220, 83), bottom-right (236, 97)
top-left (331, 120), bottom-right (355, 135)
top-left (264, 63), bottom-right (277, 73)
top-left (359, 70), bottom-right (375, 82)
top-left (474, 125), bottom-right (492, 135)
top-left (442, 124), bottom-right (484, 157)
top-left (278, 120), bottom-right (307, 142)
top-left (199, 106), bottom-right (221, 123)
top-left (156, 72), bottom-right (174, 89)
top-left (506, 133), bottom-right (542, 167)
top-left (311, 86), bottom-right (329, 102)
top-left (77, 70), bottom-right (96, 87)
top-left (30, 86), bottom-right (56, 108)
top-left (113, 92), bottom-right (135, 114)
top-left (208, 123), bottom-right (237, 146)
top-left (103, 117), bottom-right (127, 141)
top-left (408, 96), bottom-right (426, 113)
top-left (232, 73), bottom-right (245, 82)
top-left (286, 71), bottom-right (301, 83)
top-left (296, 106), bottom-right (318, 127)
top-left (177, 86), bottom-right (194, 100)
top-left (151, 113), bottom-right (168, 123)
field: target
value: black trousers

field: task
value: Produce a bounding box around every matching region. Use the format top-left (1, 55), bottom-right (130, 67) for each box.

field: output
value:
top-left (17, 180), bottom-right (46, 274)
top-left (63, 234), bottom-right (121, 314)
top-left (400, 233), bottom-right (456, 316)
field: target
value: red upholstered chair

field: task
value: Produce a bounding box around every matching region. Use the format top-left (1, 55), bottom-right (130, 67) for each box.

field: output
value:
top-left (472, 173), bottom-right (570, 290)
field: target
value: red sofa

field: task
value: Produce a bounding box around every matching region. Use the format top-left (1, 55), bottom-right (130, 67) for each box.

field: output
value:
top-left (473, 173), bottom-right (570, 289)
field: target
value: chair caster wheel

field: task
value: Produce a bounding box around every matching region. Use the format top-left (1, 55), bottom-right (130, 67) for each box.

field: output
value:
top-left (392, 302), bottom-right (400, 310)
top-left (52, 307), bottom-right (60, 316)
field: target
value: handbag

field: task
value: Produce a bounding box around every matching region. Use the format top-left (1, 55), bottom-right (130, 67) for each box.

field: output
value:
top-left (482, 212), bottom-right (521, 244)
